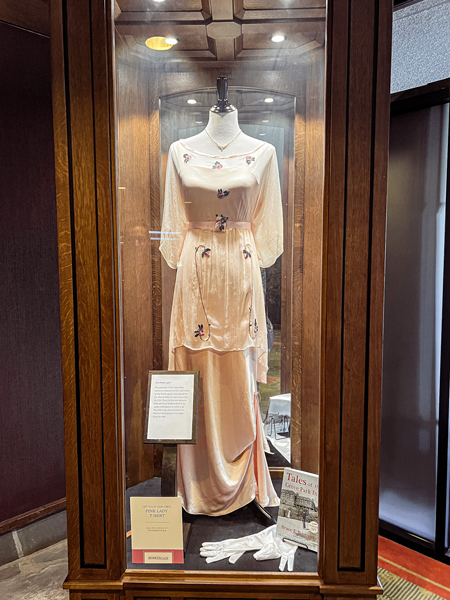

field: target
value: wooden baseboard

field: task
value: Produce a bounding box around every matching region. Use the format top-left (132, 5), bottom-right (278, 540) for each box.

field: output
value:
top-left (0, 497), bottom-right (66, 536)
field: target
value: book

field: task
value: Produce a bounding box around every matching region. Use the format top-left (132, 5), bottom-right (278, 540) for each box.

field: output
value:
top-left (276, 467), bottom-right (319, 553)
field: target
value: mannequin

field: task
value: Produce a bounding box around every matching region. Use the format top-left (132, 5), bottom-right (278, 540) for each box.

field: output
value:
top-left (160, 76), bottom-right (283, 518)
top-left (183, 77), bottom-right (261, 156)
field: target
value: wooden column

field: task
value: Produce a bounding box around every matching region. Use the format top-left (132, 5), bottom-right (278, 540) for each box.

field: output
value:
top-left (319, 0), bottom-right (392, 589)
top-left (50, 0), bottom-right (124, 582)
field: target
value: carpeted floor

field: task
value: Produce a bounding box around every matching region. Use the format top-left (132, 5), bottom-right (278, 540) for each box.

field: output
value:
top-left (378, 536), bottom-right (450, 600)
top-left (378, 567), bottom-right (446, 599)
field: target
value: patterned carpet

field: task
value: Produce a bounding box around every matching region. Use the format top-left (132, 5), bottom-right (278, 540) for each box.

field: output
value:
top-left (378, 537), bottom-right (450, 600)
top-left (378, 567), bottom-right (446, 600)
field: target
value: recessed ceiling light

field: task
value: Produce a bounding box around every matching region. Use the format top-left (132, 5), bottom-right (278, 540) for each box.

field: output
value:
top-left (195, 121), bottom-right (203, 124)
top-left (271, 34), bottom-right (286, 43)
top-left (259, 133), bottom-right (266, 136)
top-left (262, 119), bottom-right (269, 123)
top-left (165, 37), bottom-right (178, 46)
top-left (145, 36), bottom-right (173, 51)
top-left (153, 0), bottom-right (165, 3)
top-left (187, 99), bottom-right (197, 105)
top-left (264, 98), bottom-right (274, 103)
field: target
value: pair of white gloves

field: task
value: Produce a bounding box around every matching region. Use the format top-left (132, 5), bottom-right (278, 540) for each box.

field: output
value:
top-left (200, 524), bottom-right (297, 572)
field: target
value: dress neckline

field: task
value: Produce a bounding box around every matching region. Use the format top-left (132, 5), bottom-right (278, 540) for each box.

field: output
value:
top-left (178, 139), bottom-right (268, 159)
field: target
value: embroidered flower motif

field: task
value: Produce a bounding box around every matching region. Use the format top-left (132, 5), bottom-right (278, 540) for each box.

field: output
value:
top-left (202, 247), bottom-right (211, 258)
top-left (217, 188), bottom-right (230, 199)
top-left (246, 156), bottom-right (255, 165)
top-left (243, 248), bottom-right (252, 259)
top-left (194, 324), bottom-right (205, 338)
top-left (215, 214), bottom-right (228, 231)
top-left (212, 161), bottom-right (223, 169)
top-left (183, 153), bottom-right (192, 163)
top-left (254, 318), bottom-right (258, 333)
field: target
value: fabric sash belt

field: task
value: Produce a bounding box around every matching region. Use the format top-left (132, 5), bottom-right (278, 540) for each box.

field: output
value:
top-left (189, 221), bottom-right (251, 230)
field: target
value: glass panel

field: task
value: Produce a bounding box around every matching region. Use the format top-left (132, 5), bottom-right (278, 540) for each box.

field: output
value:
top-left (115, 0), bottom-right (325, 573)
top-left (380, 103), bottom-right (449, 541)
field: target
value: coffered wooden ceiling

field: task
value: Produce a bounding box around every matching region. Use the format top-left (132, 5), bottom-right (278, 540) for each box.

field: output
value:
top-left (115, 0), bottom-right (325, 65)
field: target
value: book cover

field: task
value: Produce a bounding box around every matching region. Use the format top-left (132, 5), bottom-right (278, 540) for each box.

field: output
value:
top-left (276, 467), bottom-right (319, 552)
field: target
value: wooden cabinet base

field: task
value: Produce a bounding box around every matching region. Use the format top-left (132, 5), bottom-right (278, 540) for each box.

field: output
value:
top-left (63, 575), bottom-right (383, 599)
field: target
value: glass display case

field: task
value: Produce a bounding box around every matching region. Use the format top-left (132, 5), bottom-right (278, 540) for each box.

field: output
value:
top-left (115, 2), bottom-right (324, 572)
top-left (49, 0), bottom-right (392, 597)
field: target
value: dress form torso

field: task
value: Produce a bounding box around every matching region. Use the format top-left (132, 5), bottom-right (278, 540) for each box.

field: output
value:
top-left (183, 109), bottom-right (260, 156)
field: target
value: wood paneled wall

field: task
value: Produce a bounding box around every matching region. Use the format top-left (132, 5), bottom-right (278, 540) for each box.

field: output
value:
top-left (0, 21), bottom-right (65, 524)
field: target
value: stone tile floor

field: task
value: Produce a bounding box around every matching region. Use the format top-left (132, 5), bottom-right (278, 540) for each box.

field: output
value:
top-left (0, 539), bottom-right (69, 600)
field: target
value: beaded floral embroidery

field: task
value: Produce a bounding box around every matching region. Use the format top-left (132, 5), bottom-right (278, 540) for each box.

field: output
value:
top-left (243, 248), bottom-right (251, 259)
top-left (253, 318), bottom-right (259, 334)
top-left (215, 214), bottom-right (228, 231)
top-left (246, 156), bottom-right (255, 165)
top-left (201, 247), bottom-right (211, 258)
top-left (194, 324), bottom-right (205, 338)
top-left (217, 188), bottom-right (230, 199)
top-left (183, 153), bottom-right (192, 163)
top-left (212, 161), bottom-right (223, 169)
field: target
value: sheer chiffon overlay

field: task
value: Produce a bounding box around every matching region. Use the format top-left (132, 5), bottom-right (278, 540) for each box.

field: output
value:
top-left (160, 139), bottom-right (283, 515)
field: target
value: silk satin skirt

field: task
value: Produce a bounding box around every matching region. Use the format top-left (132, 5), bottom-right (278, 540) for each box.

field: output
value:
top-left (172, 346), bottom-right (280, 516)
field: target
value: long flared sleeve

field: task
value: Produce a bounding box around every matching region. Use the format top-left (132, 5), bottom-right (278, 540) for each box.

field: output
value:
top-left (159, 144), bottom-right (189, 269)
top-left (252, 146), bottom-right (284, 268)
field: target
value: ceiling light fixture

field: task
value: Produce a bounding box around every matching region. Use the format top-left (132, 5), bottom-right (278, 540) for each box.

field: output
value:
top-left (187, 99), bottom-right (197, 105)
top-left (262, 119), bottom-right (269, 123)
top-left (165, 37), bottom-right (178, 46)
top-left (195, 121), bottom-right (203, 124)
top-left (264, 97), bottom-right (274, 103)
top-left (259, 133), bottom-right (266, 136)
top-left (271, 34), bottom-right (286, 43)
top-left (145, 36), bottom-right (173, 51)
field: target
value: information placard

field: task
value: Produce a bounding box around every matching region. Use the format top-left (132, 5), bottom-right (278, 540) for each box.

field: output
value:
top-left (130, 496), bottom-right (183, 564)
top-left (144, 371), bottom-right (199, 444)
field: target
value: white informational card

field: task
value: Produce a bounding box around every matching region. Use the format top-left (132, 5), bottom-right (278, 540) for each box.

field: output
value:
top-left (130, 497), bottom-right (183, 564)
top-left (276, 467), bottom-right (319, 553)
top-left (146, 373), bottom-right (195, 442)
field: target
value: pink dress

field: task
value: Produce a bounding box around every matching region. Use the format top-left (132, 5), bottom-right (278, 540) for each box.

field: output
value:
top-left (160, 139), bottom-right (283, 516)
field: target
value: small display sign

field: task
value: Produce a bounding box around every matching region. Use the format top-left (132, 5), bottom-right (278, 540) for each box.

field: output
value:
top-left (144, 371), bottom-right (199, 444)
top-left (130, 496), bottom-right (184, 564)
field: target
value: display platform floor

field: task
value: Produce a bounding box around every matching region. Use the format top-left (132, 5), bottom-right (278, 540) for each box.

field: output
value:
top-left (126, 477), bottom-right (318, 572)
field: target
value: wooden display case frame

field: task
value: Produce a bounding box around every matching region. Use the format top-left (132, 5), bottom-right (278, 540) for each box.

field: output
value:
top-left (49, 0), bottom-right (392, 598)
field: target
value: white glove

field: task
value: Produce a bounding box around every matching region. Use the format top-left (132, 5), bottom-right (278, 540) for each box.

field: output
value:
top-left (200, 525), bottom-right (298, 571)
top-left (253, 532), bottom-right (297, 572)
